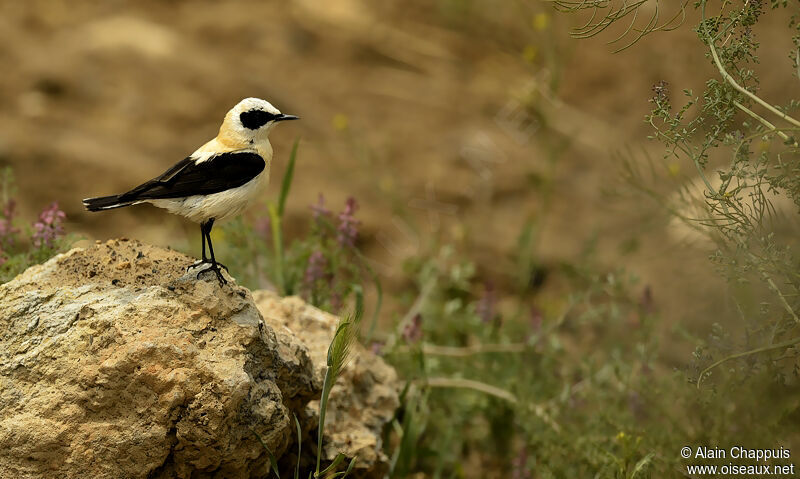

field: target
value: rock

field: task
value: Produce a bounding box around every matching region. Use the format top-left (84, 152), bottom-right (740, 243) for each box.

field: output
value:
top-left (0, 239), bottom-right (398, 479)
top-left (253, 292), bottom-right (400, 477)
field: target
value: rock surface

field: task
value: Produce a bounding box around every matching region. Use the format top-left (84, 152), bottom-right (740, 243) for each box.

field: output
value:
top-left (0, 239), bottom-right (398, 479)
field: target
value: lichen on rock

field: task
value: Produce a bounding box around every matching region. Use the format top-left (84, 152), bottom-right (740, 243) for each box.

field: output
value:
top-left (0, 239), bottom-right (398, 479)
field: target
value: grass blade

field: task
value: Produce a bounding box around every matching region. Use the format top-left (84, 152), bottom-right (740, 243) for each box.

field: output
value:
top-left (294, 413), bottom-right (302, 479)
top-left (268, 203), bottom-right (286, 295)
top-left (315, 297), bottom-right (364, 476)
top-left (278, 138), bottom-right (300, 217)
top-left (631, 452), bottom-right (655, 478)
top-left (340, 456), bottom-right (358, 477)
top-left (252, 429), bottom-right (282, 478)
top-left (319, 453), bottom-right (346, 476)
top-left (352, 253), bottom-right (383, 344)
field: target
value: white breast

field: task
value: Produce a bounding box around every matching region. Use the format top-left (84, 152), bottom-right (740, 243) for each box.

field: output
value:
top-left (147, 171), bottom-right (268, 223)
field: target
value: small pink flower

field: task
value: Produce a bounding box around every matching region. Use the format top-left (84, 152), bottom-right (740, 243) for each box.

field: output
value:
top-left (254, 216), bottom-right (271, 240)
top-left (402, 313), bottom-right (423, 344)
top-left (0, 199), bottom-right (20, 243)
top-left (303, 251), bottom-right (328, 287)
top-left (640, 285), bottom-right (655, 314)
top-left (32, 202), bottom-right (66, 248)
top-left (529, 305), bottom-right (543, 332)
top-left (337, 197), bottom-right (360, 247)
top-left (476, 281), bottom-right (497, 324)
top-left (511, 447), bottom-right (531, 479)
top-left (329, 291), bottom-right (342, 313)
top-left (311, 193), bottom-right (331, 220)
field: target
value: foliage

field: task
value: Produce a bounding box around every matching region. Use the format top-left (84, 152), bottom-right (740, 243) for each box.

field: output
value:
top-left (255, 295), bottom-right (361, 479)
top-left (0, 168), bottom-right (73, 283)
top-left (635, 1), bottom-right (800, 387)
top-left (230, 144), bottom-right (372, 477)
top-left (547, 0), bottom-right (689, 51)
top-left (236, 3), bottom-right (800, 477)
top-left (377, 245), bottom-right (671, 477)
top-left (547, 0), bottom-right (800, 475)
top-left (221, 142), bottom-right (381, 331)
top-left (315, 288), bottom-right (363, 477)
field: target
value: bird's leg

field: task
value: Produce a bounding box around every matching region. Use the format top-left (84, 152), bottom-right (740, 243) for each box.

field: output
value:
top-left (204, 219), bottom-right (228, 272)
top-left (201, 224), bottom-right (208, 261)
top-left (187, 222), bottom-right (211, 271)
top-left (194, 218), bottom-right (228, 285)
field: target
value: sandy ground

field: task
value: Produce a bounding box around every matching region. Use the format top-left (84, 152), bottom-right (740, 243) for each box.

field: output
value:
top-left (0, 1), bottom-right (797, 333)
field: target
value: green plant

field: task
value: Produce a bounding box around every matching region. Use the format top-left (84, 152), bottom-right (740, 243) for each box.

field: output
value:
top-left (253, 293), bottom-right (362, 479)
top-left (540, 0), bottom-right (800, 474)
top-left (0, 168), bottom-right (75, 283)
top-left (547, 0), bottom-right (689, 52)
top-left (596, 0), bottom-right (800, 385)
top-left (221, 141), bottom-right (382, 334)
top-left (314, 287), bottom-right (363, 478)
top-left (232, 143), bottom-right (371, 478)
top-left (229, 4), bottom-right (800, 476)
top-left (378, 243), bottom-right (679, 477)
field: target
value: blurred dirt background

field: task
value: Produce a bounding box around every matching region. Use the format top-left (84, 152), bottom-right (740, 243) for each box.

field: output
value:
top-left (0, 0), bottom-right (797, 340)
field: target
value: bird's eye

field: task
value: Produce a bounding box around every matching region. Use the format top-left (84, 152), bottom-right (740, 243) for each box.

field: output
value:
top-left (239, 109), bottom-right (277, 130)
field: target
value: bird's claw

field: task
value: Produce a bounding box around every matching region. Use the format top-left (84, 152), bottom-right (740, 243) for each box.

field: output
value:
top-left (187, 259), bottom-right (229, 273)
top-left (187, 260), bottom-right (205, 272)
top-left (194, 262), bottom-right (228, 286)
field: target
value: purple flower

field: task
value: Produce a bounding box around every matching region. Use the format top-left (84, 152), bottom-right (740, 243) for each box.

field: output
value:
top-left (639, 285), bottom-right (655, 314)
top-left (329, 291), bottom-right (342, 313)
top-left (0, 217), bottom-right (15, 240)
top-left (3, 198), bottom-right (16, 219)
top-left (476, 281), bottom-right (497, 324)
top-left (529, 305), bottom-right (543, 333)
top-left (303, 251), bottom-right (328, 288)
top-left (0, 199), bottom-right (20, 243)
top-left (651, 80), bottom-right (669, 103)
top-left (336, 197), bottom-right (360, 247)
top-left (370, 341), bottom-right (384, 356)
top-left (32, 202), bottom-right (66, 248)
top-left (526, 305), bottom-right (544, 344)
top-left (628, 391), bottom-right (647, 421)
top-left (402, 313), bottom-right (423, 344)
top-left (254, 216), bottom-right (271, 240)
top-left (311, 193), bottom-right (331, 220)
top-left (511, 447), bottom-right (531, 479)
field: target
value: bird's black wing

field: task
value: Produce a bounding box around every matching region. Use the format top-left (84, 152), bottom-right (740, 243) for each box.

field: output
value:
top-left (118, 151), bottom-right (266, 202)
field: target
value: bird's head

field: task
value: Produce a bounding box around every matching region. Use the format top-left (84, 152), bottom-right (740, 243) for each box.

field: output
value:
top-left (219, 97), bottom-right (298, 146)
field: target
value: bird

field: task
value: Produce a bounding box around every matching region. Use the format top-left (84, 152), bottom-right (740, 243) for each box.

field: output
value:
top-left (83, 97), bottom-right (298, 285)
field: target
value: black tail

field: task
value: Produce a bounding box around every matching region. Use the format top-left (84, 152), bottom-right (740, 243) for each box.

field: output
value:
top-left (82, 195), bottom-right (135, 212)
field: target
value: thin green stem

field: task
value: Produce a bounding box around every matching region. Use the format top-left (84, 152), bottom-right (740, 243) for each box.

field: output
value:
top-left (761, 269), bottom-right (800, 324)
top-left (268, 204), bottom-right (285, 295)
top-left (421, 377), bottom-right (518, 403)
top-left (701, 1), bottom-right (800, 129)
top-left (697, 335), bottom-right (800, 388)
top-left (734, 101), bottom-right (797, 146)
top-left (385, 277), bottom-right (435, 350)
top-left (316, 371), bottom-right (332, 475)
top-left (396, 342), bottom-right (528, 357)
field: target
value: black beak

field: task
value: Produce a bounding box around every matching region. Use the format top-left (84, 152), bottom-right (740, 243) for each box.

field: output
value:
top-left (276, 114), bottom-right (299, 122)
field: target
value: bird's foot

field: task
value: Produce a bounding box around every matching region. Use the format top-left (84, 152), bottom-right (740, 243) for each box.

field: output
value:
top-left (186, 260), bottom-right (205, 272)
top-left (194, 262), bottom-right (228, 286)
top-left (187, 259), bottom-right (229, 273)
